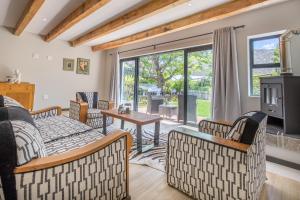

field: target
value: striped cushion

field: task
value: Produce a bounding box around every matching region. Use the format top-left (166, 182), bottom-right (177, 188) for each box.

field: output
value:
top-left (226, 118), bottom-right (248, 142)
top-left (0, 95), bottom-right (24, 108)
top-left (11, 120), bottom-right (47, 165)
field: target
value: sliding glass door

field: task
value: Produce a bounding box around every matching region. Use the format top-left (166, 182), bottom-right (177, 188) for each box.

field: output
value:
top-left (120, 58), bottom-right (138, 109)
top-left (119, 45), bottom-right (213, 125)
top-left (138, 51), bottom-right (184, 120)
top-left (186, 45), bottom-right (213, 125)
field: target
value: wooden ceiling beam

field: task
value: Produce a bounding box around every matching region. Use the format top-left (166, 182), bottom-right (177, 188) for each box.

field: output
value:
top-left (44, 0), bottom-right (111, 42)
top-left (91, 0), bottom-right (278, 51)
top-left (70, 0), bottom-right (187, 47)
top-left (14, 0), bottom-right (45, 36)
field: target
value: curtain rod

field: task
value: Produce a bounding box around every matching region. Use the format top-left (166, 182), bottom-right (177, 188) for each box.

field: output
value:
top-left (109, 25), bottom-right (245, 55)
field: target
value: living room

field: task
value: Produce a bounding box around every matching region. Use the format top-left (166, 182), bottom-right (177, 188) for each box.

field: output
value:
top-left (0, 0), bottom-right (300, 199)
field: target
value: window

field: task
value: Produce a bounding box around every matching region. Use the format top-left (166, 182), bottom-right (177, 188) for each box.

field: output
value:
top-left (249, 34), bottom-right (281, 96)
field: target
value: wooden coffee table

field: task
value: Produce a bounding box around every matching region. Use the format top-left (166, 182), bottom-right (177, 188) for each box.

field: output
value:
top-left (101, 109), bottom-right (162, 153)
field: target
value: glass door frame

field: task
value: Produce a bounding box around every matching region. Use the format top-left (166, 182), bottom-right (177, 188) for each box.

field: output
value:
top-left (119, 44), bottom-right (213, 125)
top-left (119, 57), bottom-right (139, 111)
top-left (184, 45), bottom-right (213, 126)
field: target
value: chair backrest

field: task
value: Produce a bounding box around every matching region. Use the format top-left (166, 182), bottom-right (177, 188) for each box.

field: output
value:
top-left (76, 92), bottom-right (98, 109)
top-left (177, 94), bottom-right (197, 123)
top-left (226, 111), bottom-right (267, 145)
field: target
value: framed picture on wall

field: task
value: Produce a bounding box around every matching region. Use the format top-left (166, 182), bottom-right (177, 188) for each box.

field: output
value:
top-left (63, 58), bottom-right (74, 71)
top-left (76, 58), bottom-right (90, 75)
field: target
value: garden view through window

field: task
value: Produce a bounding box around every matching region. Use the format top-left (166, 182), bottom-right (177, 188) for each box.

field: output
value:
top-left (249, 34), bottom-right (281, 96)
top-left (120, 45), bottom-right (213, 125)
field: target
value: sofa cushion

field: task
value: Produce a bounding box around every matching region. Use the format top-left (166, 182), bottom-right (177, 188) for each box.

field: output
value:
top-left (0, 95), bottom-right (24, 108)
top-left (45, 129), bottom-right (105, 155)
top-left (0, 106), bottom-right (35, 126)
top-left (226, 111), bottom-right (267, 144)
top-left (226, 117), bottom-right (248, 142)
top-left (35, 115), bottom-right (93, 143)
top-left (0, 120), bottom-right (47, 166)
top-left (87, 108), bottom-right (102, 118)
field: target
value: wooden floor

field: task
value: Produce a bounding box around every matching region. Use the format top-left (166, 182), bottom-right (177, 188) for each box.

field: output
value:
top-left (129, 164), bottom-right (300, 200)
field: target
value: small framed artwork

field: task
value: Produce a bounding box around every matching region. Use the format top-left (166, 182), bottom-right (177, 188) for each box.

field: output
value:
top-left (76, 58), bottom-right (90, 75)
top-left (63, 58), bottom-right (74, 71)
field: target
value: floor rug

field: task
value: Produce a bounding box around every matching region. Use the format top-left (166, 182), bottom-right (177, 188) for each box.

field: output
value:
top-left (124, 128), bottom-right (167, 172)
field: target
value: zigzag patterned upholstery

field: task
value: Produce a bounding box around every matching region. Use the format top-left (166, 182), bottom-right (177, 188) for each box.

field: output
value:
top-left (167, 111), bottom-right (267, 200)
top-left (70, 92), bottom-right (113, 128)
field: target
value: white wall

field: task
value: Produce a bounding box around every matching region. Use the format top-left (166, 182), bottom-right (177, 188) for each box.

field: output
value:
top-left (104, 0), bottom-right (300, 113)
top-left (0, 27), bottom-right (106, 109)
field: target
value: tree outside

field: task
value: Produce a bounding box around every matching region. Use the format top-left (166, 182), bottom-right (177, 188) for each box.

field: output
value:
top-left (121, 49), bottom-right (213, 119)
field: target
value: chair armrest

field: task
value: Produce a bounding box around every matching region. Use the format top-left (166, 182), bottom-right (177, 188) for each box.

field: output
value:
top-left (198, 119), bottom-right (232, 138)
top-left (98, 99), bottom-right (115, 110)
top-left (31, 106), bottom-right (62, 120)
top-left (69, 100), bottom-right (88, 123)
top-left (172, 127), bottom-right (249, 152)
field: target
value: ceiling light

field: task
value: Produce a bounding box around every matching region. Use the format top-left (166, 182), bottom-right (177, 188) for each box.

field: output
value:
top-left (187, 2), bottom-right (192, 6)
top-left (42, 18), bottom-right (47, 22)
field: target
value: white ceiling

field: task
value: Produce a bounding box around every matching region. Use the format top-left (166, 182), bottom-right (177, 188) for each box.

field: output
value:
top-left (0, 0), bottom-right (237, 47)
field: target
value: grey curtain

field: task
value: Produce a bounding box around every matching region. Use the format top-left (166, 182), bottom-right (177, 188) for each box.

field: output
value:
top-left (212, 27), bottom-right (241, 122)
top-left (108, 52), bottom-right (120, 106)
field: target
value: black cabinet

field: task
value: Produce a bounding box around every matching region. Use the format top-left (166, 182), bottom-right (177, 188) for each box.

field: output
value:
top-left (261, 76), bottom-right (300, 135)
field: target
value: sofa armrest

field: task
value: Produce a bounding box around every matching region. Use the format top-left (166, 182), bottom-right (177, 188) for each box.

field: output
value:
top-left (98, 99), bottom-right (115, 110)
top-left (198, 119), bottom-right (232, 138)
top-left (30, 106), bottom-right (62, 120)
top-left (69, 100), bottom-right (88, 123)
top-left (13, 130), bottom-right (132, 200)
top-left (15, 130), bottom-right (132, 173)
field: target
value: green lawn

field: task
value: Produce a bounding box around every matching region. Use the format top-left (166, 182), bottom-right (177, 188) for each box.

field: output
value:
top-left (196, 99), bottom-right (211, 118)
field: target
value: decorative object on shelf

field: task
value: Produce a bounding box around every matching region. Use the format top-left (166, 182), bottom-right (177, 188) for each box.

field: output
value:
top-left (76, 58), bottom-right (90, 75)
top-left (6, 69), bottom-right (22, 83)
top-left (124, 103), bottom-right (132, 114)
top-left (63, 58), bottom-right (74, 71)
top-left (6, 76), bottom-right (13, 82)
top-left (118, 104), bottom-right (126, 114)
top-left (117, 103), bottom-right (132, 114)
top-left (280, 28), bottom-right (300, 75)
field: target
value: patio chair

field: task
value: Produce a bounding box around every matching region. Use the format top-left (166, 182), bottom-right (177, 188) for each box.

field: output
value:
top-left (177, 94), bottom-right (197, 123)
top-left (146, 94), bottom-right (164, 114)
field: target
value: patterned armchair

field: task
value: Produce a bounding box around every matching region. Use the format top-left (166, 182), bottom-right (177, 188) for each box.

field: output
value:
top-left (69, 92), bottom-right (114, 128)
top-left (167, 111), bottom-right (267, 200)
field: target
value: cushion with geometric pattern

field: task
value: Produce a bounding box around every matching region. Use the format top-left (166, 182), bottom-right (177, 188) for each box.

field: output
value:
top-left (0, 120), bottom-right (47, 166)
top-left (0, 95), bottom-right (24, 108)
top-left (11, 120), bottom-right (47, 165)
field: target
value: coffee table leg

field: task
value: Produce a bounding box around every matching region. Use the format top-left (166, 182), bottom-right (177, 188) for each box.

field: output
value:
top-left (102, 114), bottom-right (107, 135)
top-left (121, 120), bottom-right (125, 129)
top-left (154, 121), bottom-right (160, 146)
top-left (136, 125), bottom-right (142, 153)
